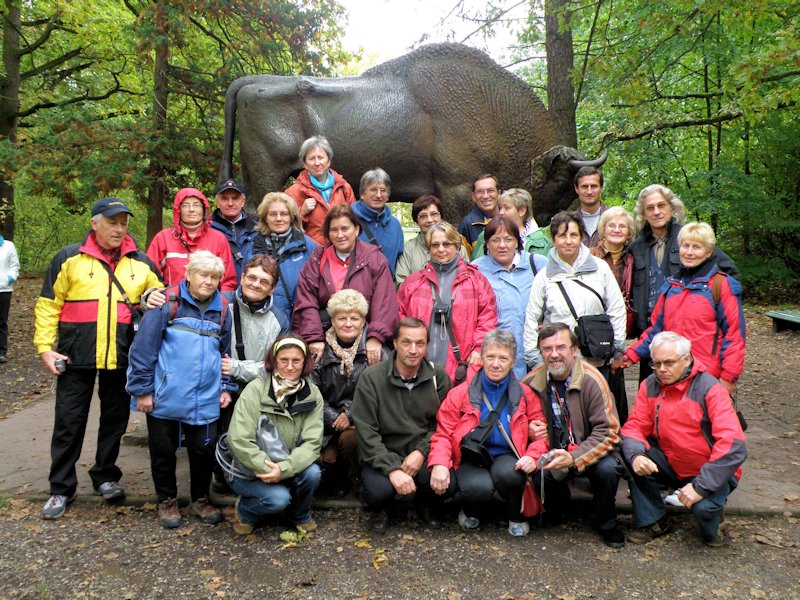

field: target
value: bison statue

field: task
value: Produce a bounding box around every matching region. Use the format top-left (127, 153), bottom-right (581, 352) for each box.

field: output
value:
top-left (218, 43), bottom-right (606, 224)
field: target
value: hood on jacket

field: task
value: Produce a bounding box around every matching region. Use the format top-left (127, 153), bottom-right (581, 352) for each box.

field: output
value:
top-left (545, 243), bottom-right (596, 278)
top-left (172, 187), bottom-right (211, 232)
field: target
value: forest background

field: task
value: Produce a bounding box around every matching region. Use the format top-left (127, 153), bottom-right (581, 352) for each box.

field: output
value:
top-left (2, 0), bottom-right (798, 301)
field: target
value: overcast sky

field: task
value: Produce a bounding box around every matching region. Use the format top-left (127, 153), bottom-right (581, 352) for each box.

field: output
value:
top-left (336, 0), bottom-right (528, 64)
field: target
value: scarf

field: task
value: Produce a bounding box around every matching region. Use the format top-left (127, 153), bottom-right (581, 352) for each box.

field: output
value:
top-left (325, 326), bottom-right (363, 377)
top-left (272, 372), bottom-right (305, 405)
top-left (310, 171), bottom-right (335, 203)
top-left (262, 229), bottom-right (293, 257)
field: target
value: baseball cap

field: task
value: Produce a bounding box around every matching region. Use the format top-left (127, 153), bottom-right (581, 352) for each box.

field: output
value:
top-left (215, 179), bottom-right (245, 195)
top-left (91, 197), bottom-right (133, 218)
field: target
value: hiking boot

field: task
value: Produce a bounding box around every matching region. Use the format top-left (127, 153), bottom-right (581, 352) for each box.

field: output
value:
top-left (94, 481), bottom-right (126, 502)
top-left (295, 519), bottom-right (318, 533)
top-left (416, 507), bottom-right (443, 529)
top-left (628, 516), bottom-right (672, 545)
top-left (211, 474), bottom-right (233, 496)
top-left (704, 533), bottom-right (727, 548)
top-left (458, 509), bottom-right (480, 531)
top-left (0, 355), bottom-right (7, 364)
top-left (508, 520), bottom-right (531, 537)
top-left (366, 510), bottom-right (389, 535)
top-left (598, 524), bottom-right (625, 548)
top-left (41, 494), bottom-right (76, 520)
top-left (158, 498), bottom-right (182, 529)
top-left (232, 498), bottom-right (254, 536)
top-left (190, 496), bottom-right (222, 524)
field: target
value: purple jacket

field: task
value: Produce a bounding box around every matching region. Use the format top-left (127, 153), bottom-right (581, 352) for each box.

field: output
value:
top-left (292, 240), bottom-right (398, 344)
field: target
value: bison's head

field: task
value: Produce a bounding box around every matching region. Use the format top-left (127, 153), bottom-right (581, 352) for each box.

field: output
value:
top-left (530, 146), bottom-right (608, 224)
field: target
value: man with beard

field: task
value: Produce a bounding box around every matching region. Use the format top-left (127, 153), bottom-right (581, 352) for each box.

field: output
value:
top-left (522, 322), bottom-right (624, 547)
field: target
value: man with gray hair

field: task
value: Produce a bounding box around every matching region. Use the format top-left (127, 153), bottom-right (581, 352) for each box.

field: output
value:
top-left (622, 331), bottom-right (747, 547)
top-left (350, 168), bottom-right (404, 278)
top-left (34, 198), bottom-right (163, 519)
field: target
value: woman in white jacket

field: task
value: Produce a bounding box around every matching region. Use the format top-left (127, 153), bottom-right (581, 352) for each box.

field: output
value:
top-left (523, 211), bottom-right (627, 419)
top-left (0, 235), bottom-right (19, 363)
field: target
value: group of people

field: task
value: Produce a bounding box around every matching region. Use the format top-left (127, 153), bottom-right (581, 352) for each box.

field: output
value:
top-left (33, 135), bottom-right (747, 549)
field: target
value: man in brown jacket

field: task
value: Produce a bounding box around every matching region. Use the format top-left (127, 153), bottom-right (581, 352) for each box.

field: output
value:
top-left (522, 322), bottom-right (624, 547)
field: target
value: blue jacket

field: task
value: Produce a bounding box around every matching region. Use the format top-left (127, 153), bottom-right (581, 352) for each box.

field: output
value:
top-left (126, 280), bottom-right (237, 425)
top-left (252, 228), bottom-right (318, 316)
top-left (457, 205), bottom-right (493, 249)
top-left (210, 208), bottom-right (257, 281)
top-left (351, 200), bottom-right (404, 278)
top-left (474, 251), bottom-right (544, 379)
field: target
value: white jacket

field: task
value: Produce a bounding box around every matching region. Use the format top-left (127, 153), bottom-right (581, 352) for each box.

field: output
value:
top-left (0, 239), bottom-right (19, 293)
top-left (523, 244), bottom-right (626, 366)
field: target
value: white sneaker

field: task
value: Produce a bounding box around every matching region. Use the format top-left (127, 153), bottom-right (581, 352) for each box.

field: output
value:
top-left (41, 494), bottom-right (76, 520)
top-left (508, 520), bottom-right (531, 537)
top-left (458, 509), bottom-right (479, 531)
top-left (664, 493), bottom-right (686, 508)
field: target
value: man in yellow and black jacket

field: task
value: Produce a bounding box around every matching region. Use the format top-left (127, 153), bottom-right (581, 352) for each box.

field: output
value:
top-left (34, 198), bottom-right (163, 520)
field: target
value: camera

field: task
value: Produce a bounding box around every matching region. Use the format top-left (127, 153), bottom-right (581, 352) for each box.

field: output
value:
top-left (54, 358), bottom-right (67, 373)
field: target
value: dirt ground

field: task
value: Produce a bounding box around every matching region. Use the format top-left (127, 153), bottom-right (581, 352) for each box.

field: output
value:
top-left (1, 277), bottom-right (798, 599)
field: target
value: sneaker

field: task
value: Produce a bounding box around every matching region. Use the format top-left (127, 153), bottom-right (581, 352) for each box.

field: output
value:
top-left (295, 519), bottom-right (318, 533)
top-left (366, 510), bottom-right (389, 535)
top-left (508, 520), bottom-right (530, 537)
top-left (704, 533), bottom-right (726, 548)
top-left (41, 494), bottom-right (75, 520)
top-left (158, 498), bottom-right (182, 529)
top-left (598, 524), bottom-right (625, 548)
top-left (232, 498), bottom-right (254, 536)
top-left (94, 481), bottom-right (125, 502)
top-left (627, 516), bottom-right (672, 545)
top-left (190, 496), bottom-right (223, 524)
top-left (458, 509), bottom-right (480, 531)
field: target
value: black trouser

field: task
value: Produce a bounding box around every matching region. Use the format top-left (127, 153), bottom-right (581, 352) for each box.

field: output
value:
top-left (456, 453), bottom-right (526, 521)
top-left (360, 459), bottom-right (453, 512)
top-left (0, 291), bottom-right (11, 355)
top-left (597, 364), bottom-right (628, 426)
top-left (146, 415), bottom-right (217, 503)
top-left (48, 368), bottom-right (129, 496)
top-left (534, 453), bottom-right (623, 530)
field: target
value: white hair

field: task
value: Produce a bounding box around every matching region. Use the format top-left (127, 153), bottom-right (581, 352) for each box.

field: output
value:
top-left (651, 331), bottom-right (691, 356)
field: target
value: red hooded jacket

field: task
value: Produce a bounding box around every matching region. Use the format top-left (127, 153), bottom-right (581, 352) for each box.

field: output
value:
top-left (146, 188), bottom-right (237, 291)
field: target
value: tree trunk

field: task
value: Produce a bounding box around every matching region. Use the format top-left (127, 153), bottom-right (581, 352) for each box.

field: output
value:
top-left (146, 0), bottom-right (169, 245)
top-left (0, 0), bottom-right (21, 240)
top-left (545, 0), bottom-right (577, 148)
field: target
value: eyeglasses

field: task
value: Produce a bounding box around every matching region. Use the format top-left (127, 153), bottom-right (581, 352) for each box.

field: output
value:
top-left (244, 273), bottom-right (273, 287)
top-left (417, 211), bottom-right (440, 221)
top-left (429, 242), bottom-right (457, 250)
top-left (645, 202), bottom-right (668, 213)
top-left (267, 211), bottom-right (290, 219)
top-left (365, 187), bottom-right (389, 196)
top-left (475, 188), bottom-right (498, 196)
top-left (649, 354), bottom-right (688, 369)
top-left (605, 223), bottom-right (629, 231)
top-left (488, 236), bottom-right (517, 247)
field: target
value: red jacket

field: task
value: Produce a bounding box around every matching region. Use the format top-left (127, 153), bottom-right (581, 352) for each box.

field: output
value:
top-left (397, 259), bottom-right (497, 381)
top-left (626, 265), bottom-right (745, 383)
top-left (292, 239), bottom-right (398, 344)
top-left (428, 370), bottom-right (549, 470)
top-left (146, 188), bottom-right (237, 291)
top-left (621, 359), bottom-right (746, 496)
top-left (284, 169), bottom-right (356, 246)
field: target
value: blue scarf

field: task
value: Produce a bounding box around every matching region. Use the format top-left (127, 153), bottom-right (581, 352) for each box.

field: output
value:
top-left (309, 171), bottom-right (334, 203)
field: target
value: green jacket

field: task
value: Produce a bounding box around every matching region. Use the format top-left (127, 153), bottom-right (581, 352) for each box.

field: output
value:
top-left (351, 354), bottom-right (451, 475)
top-left (228, 373), bottom-right (323, 479)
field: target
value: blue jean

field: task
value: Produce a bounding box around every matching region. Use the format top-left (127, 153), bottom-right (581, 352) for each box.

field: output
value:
top-left (230, 464), bottom-right (321, 526)
top-left (624, 443), bottom-right (737, 540)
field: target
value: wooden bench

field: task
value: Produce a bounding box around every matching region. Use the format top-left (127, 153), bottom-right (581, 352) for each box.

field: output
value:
top-left (766, 310), bottom-right (800, 332)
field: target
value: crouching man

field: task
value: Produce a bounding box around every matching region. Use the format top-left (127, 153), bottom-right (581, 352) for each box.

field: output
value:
top-left (622, 331), bottom-right (747, 547)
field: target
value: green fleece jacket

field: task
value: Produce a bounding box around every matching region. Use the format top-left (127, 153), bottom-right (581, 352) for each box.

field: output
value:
top-left (351, 354), bottom-right (451, 475)
top-left (228, 373), bottom-right (323, 479)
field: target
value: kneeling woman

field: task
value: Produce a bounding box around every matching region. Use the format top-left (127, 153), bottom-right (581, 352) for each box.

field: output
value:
top-left (428, 329), bottom-right (549, 536)
top-left (226, 335), bottom-right (324, 535)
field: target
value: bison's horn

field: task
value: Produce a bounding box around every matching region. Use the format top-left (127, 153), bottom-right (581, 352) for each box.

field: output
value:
top-left (569, 149), bottom-right (608, 169)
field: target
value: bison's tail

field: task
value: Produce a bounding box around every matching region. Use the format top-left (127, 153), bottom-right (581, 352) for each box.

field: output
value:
top-left (218, 76), bottom-right (262, 186)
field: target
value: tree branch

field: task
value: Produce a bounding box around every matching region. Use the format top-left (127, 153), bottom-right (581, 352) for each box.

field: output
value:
top-left (20, 47), bottom-right (83, 81)
top-left (16, 15), bottom-right (61, 56)
top-left (604, 111), bottom-right (743, 142)
top-left (17, 76), bottom-right (136, 119)
top-left (575, 0), bottom-right (602, 103)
